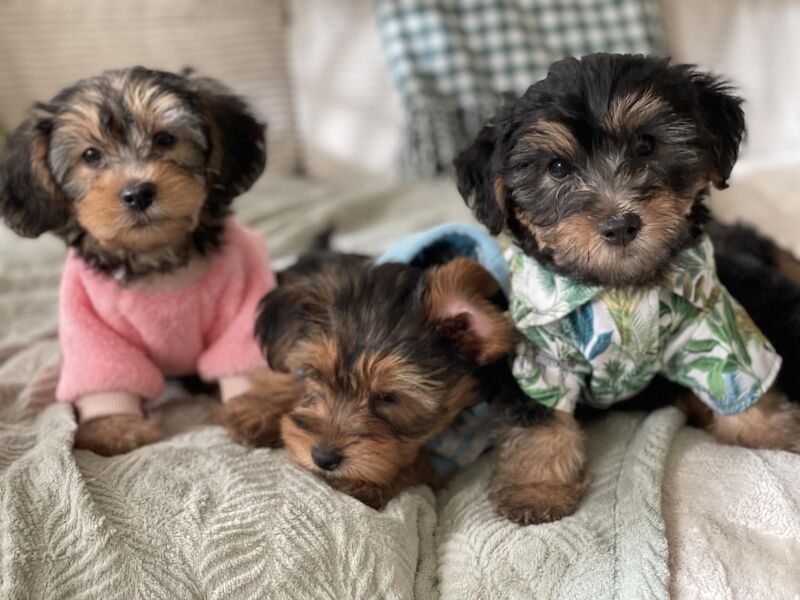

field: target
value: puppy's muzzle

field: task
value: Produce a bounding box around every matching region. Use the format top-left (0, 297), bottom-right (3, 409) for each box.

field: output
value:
top-left (599, 212), bottom-right (641, 247)
top-left (120, 181), bottom-right (157, 212)
top-left (311, 444), bottom-right (344, 471)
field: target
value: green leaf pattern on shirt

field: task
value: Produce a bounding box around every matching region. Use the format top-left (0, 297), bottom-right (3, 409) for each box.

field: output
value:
top-left (508, 237), bottom-right (782, 415)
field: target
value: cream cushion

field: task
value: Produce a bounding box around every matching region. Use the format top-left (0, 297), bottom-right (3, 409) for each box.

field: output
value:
top-left (662, 0), bottom-right (800, 166)
top-left (0, 0), bottom-right (299, 173)
top-left (289, 0), bottom-right (405, 180)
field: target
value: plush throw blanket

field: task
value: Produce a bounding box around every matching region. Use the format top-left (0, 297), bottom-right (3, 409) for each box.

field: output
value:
top-left (0, 183), bottom-right (680, 599)
top-left (376, 0), bottom-right (664, 177)
top-left (1, 176), bottom-right (797, 598)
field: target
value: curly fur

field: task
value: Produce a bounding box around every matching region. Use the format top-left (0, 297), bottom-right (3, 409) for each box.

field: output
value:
top-left (455, 53), bottom-right (800, 524)
top-left (454, 53), bottom-right (744, 287)
top-left (252, 251), bottom-right (528, 507)
top-left (0, 66), bottom-right (266, 281)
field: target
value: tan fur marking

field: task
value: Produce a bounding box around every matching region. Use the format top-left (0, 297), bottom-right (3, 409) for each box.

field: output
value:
top-left (223, 370), bottom-right (301, 447)
top-left (29, 130), bottom-right (63, 200)
top-left (327, 452), bottom-right (437, 508)
top-left (440, 375), bottom-right (482, 424)
top-left (493, 177), bottom-right (508, 215)
top-left (606, 91), bottom-right (667, 135)
top-left (76, 162), bottom-right (205, 252)
top-left (426, 257), bottom-right (513, 365)
top-left (281, 410), bottom-right (419, 487)
top-left (489, 411), bottom-right (590, 524)
top-left (279, 347), bottom-right (483, 496)
top-left (710, 388), bottom-right (800, 451)
top-left (361, 353), bottom-right (440, 412)
top-left (288, 336), bottom-right (339, 382)
top-left (74, 414), bottom-right (164, 456)
top-left (774, 247), bottom-right (800, 286)
top-left (523, 120), bottom-right (579, 157)
top-left (526, 189), bottom-right (694, 286)
top-left (60, 103), bottom-right (105, 145)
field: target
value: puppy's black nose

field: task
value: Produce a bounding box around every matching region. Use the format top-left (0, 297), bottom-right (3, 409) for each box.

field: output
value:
top-left (311, 445), bottom-right (343, 471)
top-left (120, 181), bottom-right (157, 212)
top-left (599, 213), bottom-right (641, 247)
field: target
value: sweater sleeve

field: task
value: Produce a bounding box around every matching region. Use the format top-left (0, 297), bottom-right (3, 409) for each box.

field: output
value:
top-left (55, 258), bottom-right (165, 404)
top-left (197, 228), bottom-right (274, 382)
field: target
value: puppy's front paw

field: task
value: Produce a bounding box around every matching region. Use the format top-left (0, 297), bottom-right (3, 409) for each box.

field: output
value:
top-left (490, 478), bottom-right (589, 525)
top-left (711, 389), bottom-right (800, 452)
top-left (489, 413), bottom-right (589, 525)
top-left (223, 393), bottom-right (283, 447)
top-left (74, 414), bottom-right (164, 456)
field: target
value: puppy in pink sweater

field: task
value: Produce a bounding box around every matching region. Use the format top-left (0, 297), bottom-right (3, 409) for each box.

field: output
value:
top-left (0, 67), bottom-right (278, 455)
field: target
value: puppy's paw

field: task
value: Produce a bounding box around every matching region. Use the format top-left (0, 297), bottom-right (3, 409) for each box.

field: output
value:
top-left (489, 413), bottom-right (589, 525)
top-left (711, 389), bottom-right (800, 452)
top-left (223, 393), bottom-right (283, 448)
top-left (490, 477), bottom-right (589, 525)
top-left (74, 414), bottom-right (165, 456)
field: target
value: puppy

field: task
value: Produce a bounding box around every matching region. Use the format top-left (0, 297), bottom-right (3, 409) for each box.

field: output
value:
top-left (237, 251), bottom-right (524, 508)
top-left (454, 53), bottom-right (800, 524)
top-left (0, 67), bottom-right (274, 455)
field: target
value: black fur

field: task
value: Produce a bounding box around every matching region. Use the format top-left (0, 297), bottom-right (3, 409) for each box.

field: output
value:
top-left (259, 249), bottom-right (551, 438)
top-left (0, 112), bottom-right (70, 237)
top-left (188, 75), bottom-right (267, 200)
top-left (454, 53), bottom-right (746, 287)
top-left (710, 223), bottom-right (800, 400)
top-left (0, 67), bottom-right (266, 280)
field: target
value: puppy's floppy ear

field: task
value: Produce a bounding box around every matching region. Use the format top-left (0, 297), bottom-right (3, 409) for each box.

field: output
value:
top-left (255, 283), bottom-right (324, 372)
top-left (424, 257), bottom-right (513, 365)
top-left (0, 106), bottom-right (70, 237)
top-left (689, 71), bottom-right (745, 189)
top-left (188, 76), bottom-right (267, 199)
top-left (453, 121), bottom-right (510, 235)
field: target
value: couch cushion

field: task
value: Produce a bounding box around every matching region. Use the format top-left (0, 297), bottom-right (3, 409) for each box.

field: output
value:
top-left (662, 0), bottom-right (800, 167)
top-left (289, 0), bottom-right (405, 180)
top-left (0, 0), bottom-right (299, 173)
top-left (376, 0), bottom-right (665, 177)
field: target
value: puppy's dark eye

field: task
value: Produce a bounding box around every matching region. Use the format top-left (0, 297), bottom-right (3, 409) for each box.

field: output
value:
top-left (371, 393), bottom-right (397, 406)
top-left (153, 131), bottom-right (176, 148)
top-left (82, 147), bottom-right (102, 165)
top-left (289, 413), bottom-right (314, 431)
top-left (633, 134), bottom-right (656, 157)
top-left (547, 158), bottom-right (572, 179)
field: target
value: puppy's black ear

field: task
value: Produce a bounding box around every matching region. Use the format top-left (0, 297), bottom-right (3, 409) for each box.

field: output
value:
top-left (424, 257), bottom-right (512, 366)
top-left (189, 77), bottom-right (267, 199)
top-left (0, 107), bottom-right (70, 237)
top-left (453, 122), bottom-right (510, 235)
top-left (689, 72), bottom-right (745, 189)
top-left (255, 284), bottom-right (324, 372)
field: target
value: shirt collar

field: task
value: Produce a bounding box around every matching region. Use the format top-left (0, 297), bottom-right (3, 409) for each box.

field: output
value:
top-left (508, 235), bottom-right (718, 327)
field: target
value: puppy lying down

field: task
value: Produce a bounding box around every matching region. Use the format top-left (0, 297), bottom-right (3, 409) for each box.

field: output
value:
top-left (229, 221), bottom-right (800, 513)
top-left (224, 225), bottom-right (552, 508)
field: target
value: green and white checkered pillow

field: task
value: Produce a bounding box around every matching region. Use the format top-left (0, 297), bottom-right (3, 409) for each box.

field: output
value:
top-left (377, 0), bottom-right (665, 177)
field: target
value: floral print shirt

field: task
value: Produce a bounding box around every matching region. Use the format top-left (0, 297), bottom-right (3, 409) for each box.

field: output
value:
top-left (508, 236), bottom-right (782, 415)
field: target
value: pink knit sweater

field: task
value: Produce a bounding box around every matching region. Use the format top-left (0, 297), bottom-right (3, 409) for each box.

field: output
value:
top-left (56, 220), bottom-right (274, 421)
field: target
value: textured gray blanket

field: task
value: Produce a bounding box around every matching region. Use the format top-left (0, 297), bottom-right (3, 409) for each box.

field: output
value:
top-left (0, 174), bottom-right (703, 599)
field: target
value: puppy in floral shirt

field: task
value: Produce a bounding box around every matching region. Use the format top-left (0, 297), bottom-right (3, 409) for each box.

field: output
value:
top-left (509, 235), bottom-right (781, 417)
top-left (454, 54), bottom-right (800, 525)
